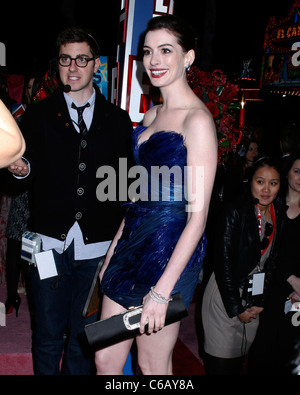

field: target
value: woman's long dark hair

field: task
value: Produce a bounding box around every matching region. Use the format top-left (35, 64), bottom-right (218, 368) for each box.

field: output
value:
top-left (280, 150), bottom-right (300, 199)
top-left (248, 156), bottom-right (281, 182)
top-left (145, 14), bottom-right (198, 53)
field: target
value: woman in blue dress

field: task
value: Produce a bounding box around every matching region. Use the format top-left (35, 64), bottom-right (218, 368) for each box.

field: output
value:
top-left (95, 15), bottom-right (218, 375)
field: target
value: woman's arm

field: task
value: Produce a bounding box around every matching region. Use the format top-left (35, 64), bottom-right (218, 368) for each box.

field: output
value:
top-left (287, 275), bottom-right (300, 296)
top-left (0, 100), bottom-right (25, 168)
top-left (99, 218), bottom-right (126, 282)
top-left (154, 110), bottom-right (217, 297)
top-left (214, 205), bottom-right (246, 318)
top-left (140, 108), bottom-right (218, 333)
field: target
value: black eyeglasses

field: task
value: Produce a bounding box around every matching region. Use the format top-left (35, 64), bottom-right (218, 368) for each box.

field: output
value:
top-left (58, 55), bottom-right (95, 68)
top-left (261, 222), bottom-right (273, 250)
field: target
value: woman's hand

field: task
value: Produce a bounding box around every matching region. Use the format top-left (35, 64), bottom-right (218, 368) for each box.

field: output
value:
top-left (289, 291), bottom-right (300, 304)
top-left (287, 275), bottom-right (300, 296)
top-left (139, 292), bottom-right (168, 334)
top-left (238, 306), bottom-right (264, 323)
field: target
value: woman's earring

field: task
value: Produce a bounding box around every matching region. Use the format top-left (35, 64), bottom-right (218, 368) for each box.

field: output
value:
top-left (186, 64), bottom-right (191, 72)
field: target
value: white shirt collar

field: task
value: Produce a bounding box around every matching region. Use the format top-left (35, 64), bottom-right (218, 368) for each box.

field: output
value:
top-left (64, 89), bottom-right (95, 132)
top-left (63, 88), bottom-right (96, 110)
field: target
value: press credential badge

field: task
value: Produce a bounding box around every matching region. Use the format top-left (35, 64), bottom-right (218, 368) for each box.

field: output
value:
top-left (251, 272), bottom-right (265, 296)
top-left (21, 231), bottom-right (58, 280)
top-left (35, 250), bottom-right (58, 280)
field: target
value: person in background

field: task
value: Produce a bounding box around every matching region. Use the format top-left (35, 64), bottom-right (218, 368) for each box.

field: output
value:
top-left (0, 100), bottom-right (25, 168)
top-left (5, 71), bottom-right (44, 317)
top-left (95, 14), bottom-right (217, 375)
top-left (202, 157), bottom-right (286, 375)
top-left (7, 27), bottom-right (133, 375)
top-left (279, 123), bottom-right (300, 159)
top-left (222, 139), bottom-right (259, 203)
top-left (243, 140), bottom-right (260, 168)
top-left (291, 337), bottom-right (300, 375)
top-left (279, 123), bottom-right (300, 176)
top-left (249, 152), bottom-right (300, 375)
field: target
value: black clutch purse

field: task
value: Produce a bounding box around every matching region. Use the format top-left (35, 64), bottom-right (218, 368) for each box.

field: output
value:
top-left (84, 292), bottom-right (188, 351)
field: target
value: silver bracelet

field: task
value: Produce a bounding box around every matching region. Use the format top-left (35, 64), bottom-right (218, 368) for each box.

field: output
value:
top-left (150, 286), bottom-right (173, 304)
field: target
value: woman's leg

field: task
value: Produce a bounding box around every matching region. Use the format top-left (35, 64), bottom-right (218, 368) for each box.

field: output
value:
top-left (136, 321), bottom-right (181, 375)
top-left (95, 295), bottom-right (134, 375)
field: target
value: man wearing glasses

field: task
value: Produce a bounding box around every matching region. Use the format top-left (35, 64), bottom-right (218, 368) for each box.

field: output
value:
top-left (8, 28), bottom-right (133, 375)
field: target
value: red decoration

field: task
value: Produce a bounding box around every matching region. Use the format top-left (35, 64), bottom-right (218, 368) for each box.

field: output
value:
top-left (239, 96), bottom-right (245, 128)
top-left (187, 66), bottom-right (241, 166)
top-left (32, 70), bottom-right (60, 102)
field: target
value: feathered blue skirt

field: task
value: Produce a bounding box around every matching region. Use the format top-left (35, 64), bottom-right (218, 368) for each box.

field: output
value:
top-left (101, 201), bottom-right (206, 309)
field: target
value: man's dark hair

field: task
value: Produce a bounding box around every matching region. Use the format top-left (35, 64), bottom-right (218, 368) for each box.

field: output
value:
top-left (56, 27), bottom-right (100, 58)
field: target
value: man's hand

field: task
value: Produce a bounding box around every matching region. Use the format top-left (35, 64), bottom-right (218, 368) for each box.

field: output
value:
top-left (8, 158), bottom-right (29, 177)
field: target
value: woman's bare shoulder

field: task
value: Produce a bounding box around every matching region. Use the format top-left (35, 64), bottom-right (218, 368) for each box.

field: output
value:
top-left (143, 105), bottom-right (161, 127)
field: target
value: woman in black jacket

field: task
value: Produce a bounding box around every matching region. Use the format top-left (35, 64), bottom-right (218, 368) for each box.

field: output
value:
top-left (249, 152), bottom-right (300, 375)
top-left (201, 157), bottom-right (286, 375)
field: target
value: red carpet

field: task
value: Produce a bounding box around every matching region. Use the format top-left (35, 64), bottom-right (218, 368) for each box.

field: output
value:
top-left (173, 338), bottom-right (205, 375)
top-left (0, 286), bottom-right (34, 375)
top-left (0, 354), bottom-right (33, 375)
top-left (0, 284), bottom-right (205, 375)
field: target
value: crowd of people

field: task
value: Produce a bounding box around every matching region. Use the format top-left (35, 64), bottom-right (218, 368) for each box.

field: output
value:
top-left (0, 14), bottom-right (299, 376)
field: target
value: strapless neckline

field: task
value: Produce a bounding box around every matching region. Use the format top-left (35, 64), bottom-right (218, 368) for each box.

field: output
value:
top-left (135, 125), bottom-right (186, 148)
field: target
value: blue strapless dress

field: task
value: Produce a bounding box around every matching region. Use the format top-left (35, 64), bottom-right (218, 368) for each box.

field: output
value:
top-left (101, 126), bottom-right (207, 309)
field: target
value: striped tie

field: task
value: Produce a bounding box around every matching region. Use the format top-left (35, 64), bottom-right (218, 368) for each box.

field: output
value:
top-left (71, 102), bottom-right (90, 136)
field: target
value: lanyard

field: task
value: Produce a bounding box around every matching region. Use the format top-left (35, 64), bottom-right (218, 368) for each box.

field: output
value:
top-left (256, 203), bottom-right (276, 255)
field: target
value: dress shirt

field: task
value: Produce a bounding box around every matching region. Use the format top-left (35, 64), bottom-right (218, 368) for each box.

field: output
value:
top-left (64, 91), bottom-right (95, 133)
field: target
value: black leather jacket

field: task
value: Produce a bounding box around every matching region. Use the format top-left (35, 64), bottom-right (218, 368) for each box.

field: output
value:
top-left (213, 194), bottom-right (286, 318)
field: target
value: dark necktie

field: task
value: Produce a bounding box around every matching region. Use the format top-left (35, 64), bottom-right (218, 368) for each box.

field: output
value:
top-left (71, 102), bottom-right (90, 136)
